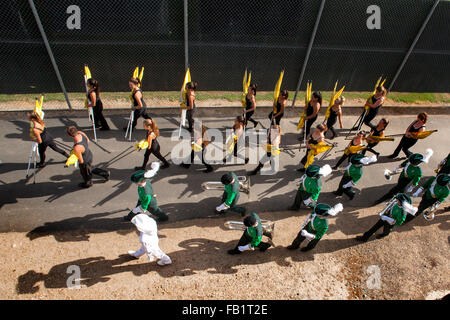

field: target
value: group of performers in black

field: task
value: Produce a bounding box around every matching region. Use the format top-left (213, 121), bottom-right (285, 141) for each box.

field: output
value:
top-left (25, 78), bottom-right (448, 262)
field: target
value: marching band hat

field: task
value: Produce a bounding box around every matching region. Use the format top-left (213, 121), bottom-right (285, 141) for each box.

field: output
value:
top-left (436, 174), bottom-right (449, 186)
top-left (243, 214), bottom-right (257, 227)
top-left (408, 153), bottom-right (424, 166)
top-left (395, 193), bottom-right (412, 204)
top-left (131, 170), bottom-right (146, 183)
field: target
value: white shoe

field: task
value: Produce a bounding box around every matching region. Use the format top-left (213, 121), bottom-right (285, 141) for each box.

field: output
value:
top-left (157, 256), bottom-right (172, 266)
top-left (128, 250), bottom-right (139, 259)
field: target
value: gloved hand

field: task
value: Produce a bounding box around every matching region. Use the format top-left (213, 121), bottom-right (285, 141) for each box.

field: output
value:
top-left (406, 185), bottom-right (415, 193)
top-left (215, 203), bottom-right (230, 212)
top-left (132, 206), bottom-right (144, 214)
top-left (343, 180), bottom-right (356, 189)
top-left (412, 187), bottom-right (424, 197)
top-left (300, 229), bottom-right (315, 241)
top-left (238, 244), bottom-right (254, 252)
top-left (303, 197), bottom-right (314, 207)
top-left (431, 201), bottom-right (441, 211)
top-left (380, 215), bottom-right (395, 225)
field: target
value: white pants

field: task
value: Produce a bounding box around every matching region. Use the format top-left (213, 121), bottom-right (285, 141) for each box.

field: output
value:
top-left (130, 235), bottom-right (171, 265)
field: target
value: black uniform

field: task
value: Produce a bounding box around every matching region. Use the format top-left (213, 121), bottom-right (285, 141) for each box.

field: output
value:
top-left (244, 96), bottom-right (258, 127)
top-left (362, 95), bottom-right (382, 130)
top-left (362, 126), bottom-right (385, 155)
top-left (131, 88), bottom-right (151, 130)
top-left (35, 127), bottom-right (68, 166)
top-left (268, 101), bottom-right (284, 125)
top-left (75, 134), bottom-right (109, 186)
top-left (304, 102), bottom-right (318, 138)
top-left (88, 90), bottom-right (109, 130)
top-left (325, 108), bottom-right (339, 139)
top-left (186, 94), bottom-right (196, 132)
top-left (140, 132), bottom-right (170, 169)
top-left (390, 120), bottom-right (425, 158)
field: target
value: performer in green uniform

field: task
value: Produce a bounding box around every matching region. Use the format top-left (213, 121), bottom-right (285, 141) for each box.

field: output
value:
top-left (405, 173), bottom-right (449, 223)
top-left (124, 163), bottom-right (169, 222)
top-left (215, 172), bottom-right (246, 215)
top-left (334, 154), bottom-right (377, 200)
top-left (287, 203), bottom-right (343, 252)
top-left (356, 193), bottom-right (418, 242)
top-left (227, 212), bottom-right (272, 255)
top-left (373, 149), bottom-right (433, 205)
top-left (288, 164), bottom-right (332, 210)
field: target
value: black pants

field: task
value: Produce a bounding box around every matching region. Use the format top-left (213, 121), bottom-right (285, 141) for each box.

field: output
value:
top-left (391, 136), bottom-right (417, 158)
top-left (289, 228), bottom-right (320, 251)
top-left (142, 140), bottom-right (169, 168)
top-left (221, 190), bottom-right (246, 214)
top-left (363, 110), bottom-right (378, 131)
top-left (184, 149), bottom-right (213, 171)
top-left (132, 108), bottom-right (152, 130)
top-left (186, 108), bottom-right (195, 132)
top-left (224, 139), bottom-right (247, 163)
top-left (404, 196), bottom-right (436, 224)
top-left (268, 112), bottom-right (283, 125)
top-left (326, 117), bottom-right (337, 138)
top-left (245, 111), bottom-right (258, 126)
top-left (79, 162), bottom-right (109, 184)
top-left (234, 231), bottom-right (271, 251)
top-left (335, 175), bottom-right (355, 199)
top-left (290, 190), bottom-right (315, 210)
top-left (360, 219), bottom-right (393, 240)
top-left (374, 176), bottom-right (411, 204)
top-left (361, 142), bottom-right (379, 155)
top-left (304, 115), bottom-right (318, 138)
top-left (93, 103), bottom-right (109, 129)
top-left (38, 140), bottom-right (68, 164)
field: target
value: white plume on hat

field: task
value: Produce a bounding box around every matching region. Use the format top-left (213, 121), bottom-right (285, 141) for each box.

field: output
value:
top-left (423, 148), bottom-right (433, 163)
top-left (328, 203), bottom-right (344, 216)
top-left (361, 155), bottom-right (377, 165)
top-left (131, 214), bottom-right (157, 235)
top-left (144, 162), bottom-right (160, 178)
top-left (402, 201), bottom-right (418, 216)
top-left (319, 164), bottom-right (332, 177)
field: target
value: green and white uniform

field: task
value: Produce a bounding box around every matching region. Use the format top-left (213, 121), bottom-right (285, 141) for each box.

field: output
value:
top-left (399, 159), bottom-right (422, 186)
top-left (291, 175), bottom-right (322, 209)
top-left (219, 172), bottom-right (246, 214)
top-left (335, 164), bottom-right (363, 199)
top-left (135, 179), bottom-right (168, 221)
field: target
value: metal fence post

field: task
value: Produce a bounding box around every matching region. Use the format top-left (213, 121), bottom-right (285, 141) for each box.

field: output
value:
top-left (291, 0), bottom-right (326, 107)
top-left (28, 0), bottom-right (72, 110)
top-left (184, 0), bottom-right (189, 71)
top-left (388, 0), bottom-right (440, 92)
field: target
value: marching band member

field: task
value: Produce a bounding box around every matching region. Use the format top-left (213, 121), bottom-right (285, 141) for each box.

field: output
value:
top-left (435, 153), bottom-right (449, 175)
top-left (185, 81), bottom-right (198, 133)
top-left (124, 165), bottom-right (169, 222)
top-left (86, 78), bottom-right (110, 131)
top-left (180, 124), bottom-right (214, 173)
top-left (356, 193), bottom-right (417, 241)
top-left (223, 115), bottom-right (249, 164)
top-left (127, 213), bottom-right (172, 266)
top-left (66, 126), bottom-right (110, 188)
top-left (287, 203), bottom-right (343, 252)
top-left (248, 124), bottom-right (281, 175)
top-left (268, 90), bottom-right (288, 126)
top-left (215, 172), bottom-right (246, 216)
top-left (302, 91), bottom-right (322, 139)
top-left (134, 119), bottom-right (170, 171)
top-left (126, 77), bottom-right (151, 132)
top-left (332, 130), bottom-right (379, 170)
top-left (373, 149), bottom-right (433, 205)
top-left (324, 96), bottom-right (344, 140)
top-left (227, 212), bottom-right (271, 255)
top-left (354, 85), bottom-right (386, 131)
top-left (289, 164), bottom-right (332, 211)
top-left (297, 123), bottom-right (327, 172)
top-left (28, 111), bottom-right (69, 168)
top-left (405, 173), bottom-right (449, 224)
top-left (388, 112), bottom-right (427, 159)
top-left (334, 154), bottom-right (377, 200)
top-left (243, 84), bottom-right (259, 128)
top-left (361, 118), bottom-right (389, 156)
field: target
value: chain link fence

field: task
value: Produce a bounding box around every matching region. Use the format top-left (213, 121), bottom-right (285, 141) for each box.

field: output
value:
top-left (0, 0), bottom-right (449, 108)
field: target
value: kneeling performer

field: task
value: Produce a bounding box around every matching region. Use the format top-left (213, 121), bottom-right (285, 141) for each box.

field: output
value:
top-left (228, 212), bottom-right (272, 255)
top-left (215, 172), bottom-right (247, 215)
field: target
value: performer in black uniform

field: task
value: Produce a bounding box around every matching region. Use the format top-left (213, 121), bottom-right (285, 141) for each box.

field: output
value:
top-left (333, 131), bottom-right (379, 170)
top-left (388, 112), bottom-right (427, 159)
top-left (185, 81), bottom-right (197, 133)
top-left (28, 112), bottom-right (69, 168)
top-left (86, 78), bottom-right (110, 131)
top-left (268, 90), bottom-right (288, 126)
top-left (297, 123), bottom-right (327, 172)
top-left (325, 96), bottom-right (344, 139)
top-left (243, 84), bottom-right (258, 128)
top-left (362, 118), bottom-right (389, 156)
top-left (66, 126), bottom-right (110, 188)
top-left (355, 86), bottom-right (386, 130)
top-left (303, 91), bottom-right (322, 138)
top-left (135, 119), bottom-right (170, 171)
top-left (126, 78), bottom-right (151, 131)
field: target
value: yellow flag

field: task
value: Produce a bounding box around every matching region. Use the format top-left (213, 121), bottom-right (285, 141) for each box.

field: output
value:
top-left (192, 142), bottom-right (203, 152)
top-left (297, 81), bottom-right (312, 131)
top-left (138, 67), bottom-right (144, 86)
top-left (34, 95), bottom-right (44, 119)
top-left (325, 81), bottom-right (345, 120)
top-left (136, 139), bottom-right (149, 150)
top-left (241, 69), bottom-right (251, 108)
top-left (226, 135), bottom-right (237, 154)
top-left (303, 142), bottom-right (333, 168)
top-left (366, 136), bottom-right (394, 143)
top-left (297, 112), bottom-right (306, 131)
top-left (344, 145), bottom-right (366, 155)
top-left (365, 77), bottom-right (386, 111)
top-left (180, 68), bottom-right (192, 108)
top-left (132, 67), bottom-right (139, 79)
top-left (413, 130), bottom-right (437, 140)
top-left (65, 151), bottom-right (79, 167)
top-left (267, 144), bottom-right (281, 156)
top-left (84, 65), bottom-right (92, 80)
top-left (273, 70), bottom-right (284, 105)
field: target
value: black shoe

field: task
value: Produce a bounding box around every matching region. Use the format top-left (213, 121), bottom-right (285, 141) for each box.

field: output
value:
top-left (300, 247), bottom-right (312, 252)
top-left (254, 122), bottom-right (259, 129)
top-left (355, 235), bottom-right (368, 242)
top-left (180, 163), bottom-right (190, 169)
top-left (161, 163), bottom-right (170, 169)
top-left (296, 168), bottom-right (306, 172)
top-left (332, 166), bottom-right (338, 170)
top-left (259, 242), bottom-right (271, 252)
top-left (157, 215), bottom-right (169, 222)
top-left (79, 181), bottom-right (93, 188)
top-left (376, 234), bottom-right (388, 239)
top-left (134, 166), bottom-right (144, 171)
top-left (227, 248), bottom-right (241, 255)
top-left (287, 245), bottom-right (298, 250)
top-left (347, 193), bottom-right (355, 201)
top-left (244, 158), bottom-right (249, 164)
top-left (104, 170), bottom-right (110, 181)
top-left (36, 162), bottom-right (46, 168)
top-left (387, 154), bottom-right (397, 159)
top-left (204, 167), bottom-right (214, 173)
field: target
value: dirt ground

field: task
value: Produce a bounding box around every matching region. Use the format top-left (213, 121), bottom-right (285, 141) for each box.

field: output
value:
top-left (1, 206), bottom-right (448, 300)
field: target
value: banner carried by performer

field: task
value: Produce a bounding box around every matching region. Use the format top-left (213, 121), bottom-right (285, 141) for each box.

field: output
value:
top-left (297, 81), bottom-right (312, 131)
